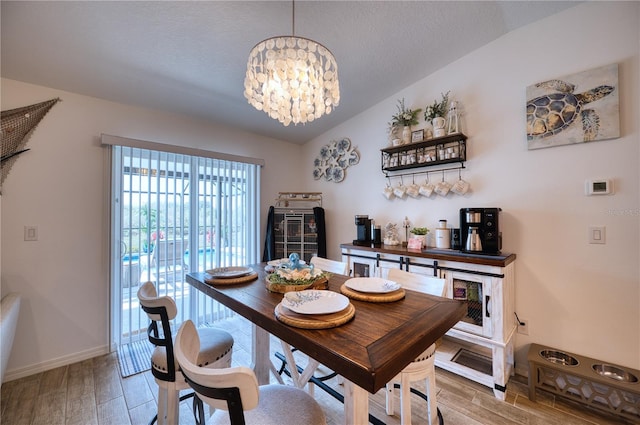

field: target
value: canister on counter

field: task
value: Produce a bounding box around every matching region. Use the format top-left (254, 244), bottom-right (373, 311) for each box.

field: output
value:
top-left (435, 219), bottom-right (451, 249)
top-left (372, 225), bottom-right (382, 246)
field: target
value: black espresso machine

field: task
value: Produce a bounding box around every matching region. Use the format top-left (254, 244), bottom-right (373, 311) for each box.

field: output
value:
top-left (459, 208), bottom-right (502, 254)
top-left (353, 215), bottom-right (372, 246)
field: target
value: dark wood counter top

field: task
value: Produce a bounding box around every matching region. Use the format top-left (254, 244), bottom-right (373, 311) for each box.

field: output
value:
top-left (341, 243), bottom-right (516, 267)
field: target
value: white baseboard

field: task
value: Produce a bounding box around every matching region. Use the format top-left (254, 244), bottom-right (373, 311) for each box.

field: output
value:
top-left (2, 344), bottom-right (110, 383)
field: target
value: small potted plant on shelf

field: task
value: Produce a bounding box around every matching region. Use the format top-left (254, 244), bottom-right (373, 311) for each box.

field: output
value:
top-left (409, 227), bottom-right (429, 249)
top-left (390, 98), bottom-right (422, 145)
top-left (424, 91), bottom-right (450, 138)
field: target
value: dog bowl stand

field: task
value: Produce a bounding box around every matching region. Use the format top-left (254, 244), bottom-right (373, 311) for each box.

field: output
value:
top-left (528, 343), bottom-right (640, 422)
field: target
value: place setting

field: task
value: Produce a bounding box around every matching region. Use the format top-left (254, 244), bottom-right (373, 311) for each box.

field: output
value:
top-left (274, 290), bottom-right (355, 329)
top-left (204, 266), bottom-right (258, 285)
top-left (340, 277), bottom-right (405, 302)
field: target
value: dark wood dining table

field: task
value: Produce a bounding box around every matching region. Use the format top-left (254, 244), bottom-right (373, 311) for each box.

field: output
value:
top-left (186, 264), bottom-right (465, 425)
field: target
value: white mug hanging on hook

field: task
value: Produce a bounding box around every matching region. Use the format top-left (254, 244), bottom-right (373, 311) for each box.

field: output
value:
top-left (406, 176), bottom-right (420, 198)
top-left (382, 181), bottom-right (395, 200)
top-left (393, 177), bottom-right (407, 198)
top-left (451, 169), bottom-right (471, 195)
top-left (419, 176), bottom-right (435, 197)
top-left (435, 171), bottom-right (452, 196)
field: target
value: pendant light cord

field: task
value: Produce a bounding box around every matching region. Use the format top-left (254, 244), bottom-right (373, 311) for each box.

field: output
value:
top-left (292, 0), bottom-right (296, 36)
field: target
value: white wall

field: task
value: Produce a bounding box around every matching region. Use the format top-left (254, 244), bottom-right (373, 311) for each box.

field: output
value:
top-left (303, 2), bottom-right (640, 373)
top-left (0, 80), bottom-right (302, 379)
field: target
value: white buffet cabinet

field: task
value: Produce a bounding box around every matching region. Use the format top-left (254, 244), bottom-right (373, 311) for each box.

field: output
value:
top-left (341, 243), bottom-right (517, 400)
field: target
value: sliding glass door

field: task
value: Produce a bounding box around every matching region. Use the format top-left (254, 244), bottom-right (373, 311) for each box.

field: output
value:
top-left (109, 144), bottom-right (261, 348)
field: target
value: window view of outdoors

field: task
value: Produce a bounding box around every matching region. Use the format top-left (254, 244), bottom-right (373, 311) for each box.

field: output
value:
top-left (112, 146), bottom-right (260, 347)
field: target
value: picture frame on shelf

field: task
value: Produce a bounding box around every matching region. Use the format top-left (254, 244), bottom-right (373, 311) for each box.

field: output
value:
top-left (411, 129), bottom-right (424, 143)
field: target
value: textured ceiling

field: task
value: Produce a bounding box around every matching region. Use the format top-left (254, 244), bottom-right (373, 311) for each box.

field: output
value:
top-left (1, 1), bottom-right (579, 144)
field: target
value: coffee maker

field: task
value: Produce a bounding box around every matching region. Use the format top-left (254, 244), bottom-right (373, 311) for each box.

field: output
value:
top-left (459, 208), bottom-right (502, 254)
top-left (353, 215), bottom-right (372, 246)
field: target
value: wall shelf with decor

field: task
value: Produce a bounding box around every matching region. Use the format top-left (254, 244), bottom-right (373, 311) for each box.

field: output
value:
top-left (381, 132), bottom-right (467, 175)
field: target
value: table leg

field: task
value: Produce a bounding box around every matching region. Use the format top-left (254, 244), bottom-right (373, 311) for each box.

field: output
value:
top-left (280, 341), bottom-right (320, 392)
top-left (343, 379), bottom-right (369, 425)
top-left (250, 323), bottom-right (285, 385)
top-left (251, 324), bottom-right (271, 385)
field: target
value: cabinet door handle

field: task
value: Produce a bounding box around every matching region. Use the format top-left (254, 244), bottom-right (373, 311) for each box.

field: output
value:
top-left (485, 295), bottom-right (491, 317)
top-left (404, 257), bottom-right (409, 271)
top-left (376, 253), bottom-right (380, 267)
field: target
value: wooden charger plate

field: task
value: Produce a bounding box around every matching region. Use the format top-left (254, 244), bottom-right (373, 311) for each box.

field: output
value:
top-left (205, 271), bottom-right (258, 285)
top-left (340, 284), bottom-right (405, 303)
top-left (274, 302), bottom-right (355, 329)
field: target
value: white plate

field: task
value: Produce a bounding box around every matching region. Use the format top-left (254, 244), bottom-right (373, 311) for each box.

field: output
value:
top-left (267, 258), bottom-right (306, 266)
top-left (206, 266), bottom-right (253, 279)
top-left (282, 290), bottom-right (349, 315)
top-left (345, 277), bottom-right (401, 293)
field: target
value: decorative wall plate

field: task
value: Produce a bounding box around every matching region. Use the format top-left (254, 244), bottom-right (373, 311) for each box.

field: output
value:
top-left (313, 137), bottom-right (359, 183)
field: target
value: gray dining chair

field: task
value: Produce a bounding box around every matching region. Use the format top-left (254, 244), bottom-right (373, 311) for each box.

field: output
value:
top-left (175, 320), bottom-right (327, 425)
top-left (137, 281), bottom-right (234, 425)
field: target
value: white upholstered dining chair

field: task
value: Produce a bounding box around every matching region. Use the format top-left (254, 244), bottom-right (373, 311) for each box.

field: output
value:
top-left (137, 282), bottom-right (234, 425)
top-left (175, 320), bottom-right (327, 425)
top-left (385, 268), bottom-right (446, 425)
top-left (278, 256), bottom-right (349, 396)
top-left (310, 256), bottom-right (349, 275)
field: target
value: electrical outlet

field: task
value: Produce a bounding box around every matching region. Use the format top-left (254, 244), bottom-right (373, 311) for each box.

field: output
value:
top-left (24, 226), bottom-right (38, 241)
top-left (517, 319), bottom-right (529, 335)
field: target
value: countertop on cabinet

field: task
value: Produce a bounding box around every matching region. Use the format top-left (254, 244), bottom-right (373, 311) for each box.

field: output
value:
top-left (340, 243), bottom-right (516, 267)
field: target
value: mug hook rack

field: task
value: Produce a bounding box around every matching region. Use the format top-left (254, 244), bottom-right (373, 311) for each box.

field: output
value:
top-left (382, 163), bottom-right (465, 180)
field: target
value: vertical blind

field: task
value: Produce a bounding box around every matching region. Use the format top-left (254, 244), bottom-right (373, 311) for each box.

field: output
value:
top-left (105, 136), bottom-right (262, 347)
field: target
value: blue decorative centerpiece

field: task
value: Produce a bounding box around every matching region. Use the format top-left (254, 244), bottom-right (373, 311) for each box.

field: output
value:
top-left (279, 253), bottom-right (315, 273)
top-left (266, 253), bottom-right (328, 293)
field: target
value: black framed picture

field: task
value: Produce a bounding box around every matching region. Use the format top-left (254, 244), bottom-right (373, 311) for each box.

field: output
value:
top-left (411, 129), bottom-right (424, 143)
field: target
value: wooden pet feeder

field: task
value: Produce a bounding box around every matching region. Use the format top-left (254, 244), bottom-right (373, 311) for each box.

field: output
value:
top-left (528, 343), bottom-right (639, 422)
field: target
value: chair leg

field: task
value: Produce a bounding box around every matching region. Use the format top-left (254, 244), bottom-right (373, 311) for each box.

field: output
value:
top-left (385, 382), bottom-right (395, 415)
top-left (157, 387), bottom-right (168, 425)
top-left (426, 375), bottom-right (437, 425)
top-left (400, 373), bottom-right (412, 425)
top-left (166, 387), bottom-right (180, 425)
top-left (193, 395), bottom-right (205, 425)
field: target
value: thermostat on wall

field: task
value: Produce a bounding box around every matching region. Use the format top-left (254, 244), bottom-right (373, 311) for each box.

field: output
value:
top-left (585, 179), bottom-right (613, 196)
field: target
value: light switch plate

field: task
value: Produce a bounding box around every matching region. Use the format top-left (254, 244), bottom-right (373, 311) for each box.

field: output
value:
top-left (588, 226), bottom-right (605, 244)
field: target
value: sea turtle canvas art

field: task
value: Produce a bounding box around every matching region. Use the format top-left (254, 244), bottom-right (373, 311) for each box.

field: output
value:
top-left (526, 63), bottom-right (619, 150)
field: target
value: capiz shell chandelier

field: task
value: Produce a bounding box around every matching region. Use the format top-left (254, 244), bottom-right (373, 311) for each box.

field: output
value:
top-left (243, 4), bottom-right (340, 126)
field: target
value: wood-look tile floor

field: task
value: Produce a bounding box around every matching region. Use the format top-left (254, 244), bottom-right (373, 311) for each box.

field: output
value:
top-left (1, 315), bottom-right (634, 425)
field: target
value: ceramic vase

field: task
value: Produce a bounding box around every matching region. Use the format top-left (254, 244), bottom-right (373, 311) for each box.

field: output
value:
top-left (432, 117), bottom-right (446, 138)
top-left (402, 126), bottom-right (411, 144)
top-left (409, 234), bottom-right (427, 248)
